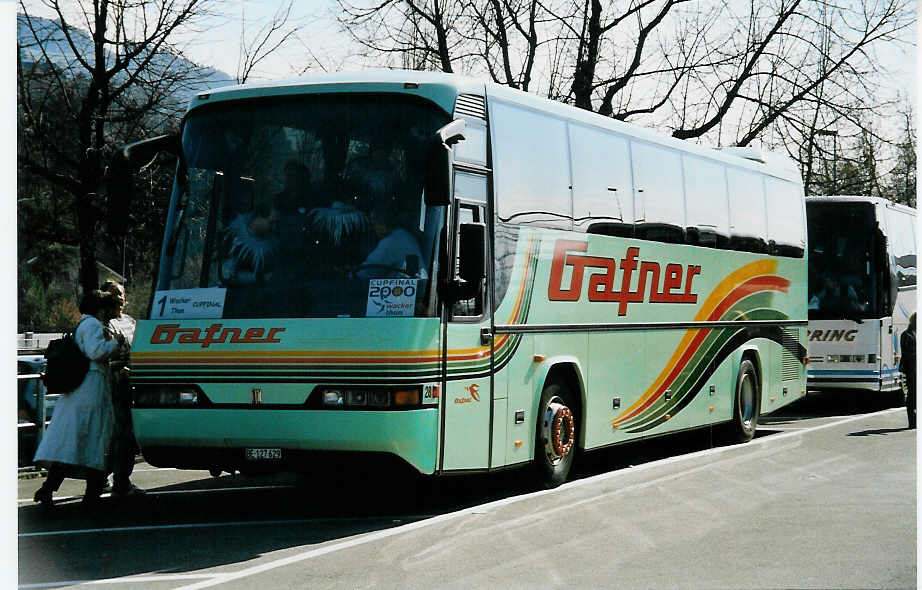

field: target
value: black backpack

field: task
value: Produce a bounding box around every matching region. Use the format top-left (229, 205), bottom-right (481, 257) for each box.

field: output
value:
top-left (42, 318), bottom-right (90, 395)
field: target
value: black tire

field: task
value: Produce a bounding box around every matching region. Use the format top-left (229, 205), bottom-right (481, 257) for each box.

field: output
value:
top-left (534, 382), bottom-right (578, 488)
top-left (726, 358), bottom-right (760, 443)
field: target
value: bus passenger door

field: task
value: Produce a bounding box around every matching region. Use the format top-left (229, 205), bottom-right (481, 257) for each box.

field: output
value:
top-left (441, 175), bottom-right (494, 473)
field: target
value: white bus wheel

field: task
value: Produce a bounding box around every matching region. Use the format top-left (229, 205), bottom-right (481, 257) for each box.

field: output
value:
top-left (728, 358), bottom-right (760, 443)
top-left (534, 382), bottom-right (577, 488)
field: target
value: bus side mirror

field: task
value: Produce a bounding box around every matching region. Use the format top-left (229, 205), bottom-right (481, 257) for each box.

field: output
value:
top-left (459, 222), bottom-right (486, 283)
top-left (120, 133), bottom-right (180, 163)
top-left (106, 134), bottom-right (180, 236)
top-left (424, 120), bottom-right (467, 206)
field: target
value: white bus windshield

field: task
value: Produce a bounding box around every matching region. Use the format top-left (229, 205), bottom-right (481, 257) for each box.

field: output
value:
top-left (806, 201), bottom-right (884, 320)
top-left (159, 94), bottom-right (449, 319)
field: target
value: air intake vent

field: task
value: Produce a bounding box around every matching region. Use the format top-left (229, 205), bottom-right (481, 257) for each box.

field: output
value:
top-left (454, 94), bottom-right (487, 121)
top-left (781, 328), bottom-right (801, 381)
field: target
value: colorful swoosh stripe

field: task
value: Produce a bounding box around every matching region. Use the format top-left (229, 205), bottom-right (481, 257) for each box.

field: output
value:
top-left (130, 237), bottom-right (540, 384)
top-left (610, 259), bottom-right (794, 433)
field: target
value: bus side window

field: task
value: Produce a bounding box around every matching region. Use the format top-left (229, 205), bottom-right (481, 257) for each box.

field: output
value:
top-left (765, 177), bottom-right (805, 257)
top-left (452, 202), bottom-right (486, 318)
top-left (887, 208), bottom-right (917, 288)
top-left (631, 141), bottom-right (685, 244)
top-left (453, 170), bottom-right (488, 318)
top-left (683, 155), bottom-right (729, 249)
top-left (727, 167), bottom-right (768, 254)
top-left (491, 101), bottom-right (572, 230)
top-left (569, 123), bottom-right (634, 238)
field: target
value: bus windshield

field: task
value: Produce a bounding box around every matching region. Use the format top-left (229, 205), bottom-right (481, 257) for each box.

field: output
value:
top-left (159, 94), bottom-right (449, 319)
top-left (806, 201), bottom-right (884, 320)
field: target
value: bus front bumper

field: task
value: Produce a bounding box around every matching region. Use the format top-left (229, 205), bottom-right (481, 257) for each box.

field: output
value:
top-left (131, 408), bottom-right (439, 474)
top-left (807, 367), bottom-right (902, 392)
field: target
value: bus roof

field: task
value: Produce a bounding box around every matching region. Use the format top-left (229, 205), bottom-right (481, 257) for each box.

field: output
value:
top-left (190, 69), bottom-right (802, 184)
top-left (188, 70), bottom-right (487, 118)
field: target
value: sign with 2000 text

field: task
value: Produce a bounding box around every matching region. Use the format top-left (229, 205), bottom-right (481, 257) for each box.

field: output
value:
top-left (366, 279), bottom-right (417, 317)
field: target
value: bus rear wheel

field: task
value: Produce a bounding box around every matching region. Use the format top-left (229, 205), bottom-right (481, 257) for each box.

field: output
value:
top-left (534, 382), bottom-right (577, 488)
top-left (726, 358), bottom-right (760, 443)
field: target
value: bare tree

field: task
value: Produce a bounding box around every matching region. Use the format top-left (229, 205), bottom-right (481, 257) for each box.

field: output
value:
top-left (236, 0), bottom-right (304, 83)
top-left (461, 0), bottom-right (541, 90)
top-left (18, 0), bottom-right (214, 295)
top-left (337, 0), bottom-right (914, 167)
top-left (886, 104), bottom-right (916, 206)
top-left (338, 0), bottom-right (464, 72)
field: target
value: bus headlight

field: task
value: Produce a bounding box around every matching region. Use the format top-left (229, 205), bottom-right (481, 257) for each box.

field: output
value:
top-left (322, 390), bottom-right (344, 406)
top-left (133, 385), bottom-right (209, 408)
top-left (312, 386), bottom-right (421, 409)
top-left (345, 390), bottom-right (367, 406)
top-left (826, 354), bottom-right (871, 363)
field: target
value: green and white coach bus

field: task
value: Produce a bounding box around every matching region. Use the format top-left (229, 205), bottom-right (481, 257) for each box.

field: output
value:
top-left (126, 70), bottom-right (808, 487)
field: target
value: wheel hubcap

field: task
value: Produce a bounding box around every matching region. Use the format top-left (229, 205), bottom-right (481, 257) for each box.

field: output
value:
top-left (542, 397), bottom-right (575, 464)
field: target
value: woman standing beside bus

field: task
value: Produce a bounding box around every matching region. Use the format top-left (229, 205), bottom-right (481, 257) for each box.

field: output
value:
top-left (32, 290), bottom-right (124, 508)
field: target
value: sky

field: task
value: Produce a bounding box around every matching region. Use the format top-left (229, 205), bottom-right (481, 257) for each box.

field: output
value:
top-left (185, 1), bottom-right (916, 100)
top-left (16, 0), bottom-right (916, 99)
top-left (176, 0), bottom-right (351, 80)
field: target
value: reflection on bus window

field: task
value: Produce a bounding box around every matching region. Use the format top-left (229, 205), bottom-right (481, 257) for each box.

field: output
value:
top-left (807, 202), bottom-right (880, 319)
top-left (161, 94), bottom-right (449, 319)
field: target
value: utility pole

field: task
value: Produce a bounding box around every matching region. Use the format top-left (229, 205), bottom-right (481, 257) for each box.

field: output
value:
top-left (816, 128), bottom-right (838, 194)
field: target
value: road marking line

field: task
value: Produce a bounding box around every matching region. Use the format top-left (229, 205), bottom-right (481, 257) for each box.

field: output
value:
top-left (18, 515), bottom-right (431, 538)
top-left (18, 485), bottom-right (297, 504)
top-left (170, 407), bottom-right (903, 590)
top-left (19, 573), bottom-right (225, 588)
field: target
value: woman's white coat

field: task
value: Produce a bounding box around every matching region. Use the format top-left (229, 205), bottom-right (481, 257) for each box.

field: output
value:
top-left (33, 315), bottom-right (118, 472)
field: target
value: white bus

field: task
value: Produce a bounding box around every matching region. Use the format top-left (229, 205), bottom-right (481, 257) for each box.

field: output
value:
top-left (806, 196), bottom-right (916, 395)
top-left (124, 71), bottom-right (807, 486)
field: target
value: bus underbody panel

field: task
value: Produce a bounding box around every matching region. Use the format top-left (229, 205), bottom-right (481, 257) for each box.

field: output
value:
top-left (131, 407), bottom-right (439, 474)
top-left (808, 369), bottom-right (903, 393)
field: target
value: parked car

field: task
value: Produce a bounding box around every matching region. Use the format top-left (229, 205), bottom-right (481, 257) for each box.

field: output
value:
top-left (18, 355), bottom-right (50, 466)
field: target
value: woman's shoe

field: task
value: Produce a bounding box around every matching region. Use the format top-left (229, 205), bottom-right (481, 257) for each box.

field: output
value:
top-left (33, 486), bottom-right (54, 508)
top-left (81, 492), bottom-right (102, 508)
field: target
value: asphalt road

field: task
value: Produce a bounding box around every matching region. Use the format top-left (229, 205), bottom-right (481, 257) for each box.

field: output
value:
top-left (18, 390), bottom-right (917, 589)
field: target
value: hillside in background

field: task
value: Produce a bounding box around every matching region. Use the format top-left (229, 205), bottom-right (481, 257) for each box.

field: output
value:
top-left (17, 12), bottom-right (234, 110)
top-left (17, 13), bottom-right (237, 331)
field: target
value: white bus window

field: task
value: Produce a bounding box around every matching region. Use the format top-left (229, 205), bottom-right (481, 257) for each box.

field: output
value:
top-left (569, 123), bottom-right (633, 237)
top-left (727, 166), bottom-right (768, 253)
top-left (454, 170), bottom-right (488, 203)
top-left (683, 155), bottom-right (729, 249)
top-left (886, 208), bottom-right (917, 287)
top-left (492, 101), bottom-right (572, 230)
top-left (453, 118), bottom-right (488, 167)
top-left (453, 198), bottom-right (487, 318)
top-left (765, 177), bottom-right (805, 257)
top-left (632, 141), bottom-right (685, 243)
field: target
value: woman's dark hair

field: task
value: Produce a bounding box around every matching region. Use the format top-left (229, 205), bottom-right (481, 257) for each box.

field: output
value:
top-left (79, 289), bottom-right (120, 316)
top-left (100, 279), bottom-right (125, 296)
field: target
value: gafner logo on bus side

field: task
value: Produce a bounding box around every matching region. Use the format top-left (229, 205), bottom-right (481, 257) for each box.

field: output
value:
top-left (150, 323), bottom-right (285, 347)
top-left (548, 240), bottom-right (701, 315)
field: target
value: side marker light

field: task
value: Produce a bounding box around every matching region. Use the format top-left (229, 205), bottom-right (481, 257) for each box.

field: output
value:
top-left (394, 390), bottom-right (420, 406)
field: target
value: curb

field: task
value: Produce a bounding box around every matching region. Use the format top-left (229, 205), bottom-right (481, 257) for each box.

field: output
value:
top-left (18, 468), bottom-right (46, 481)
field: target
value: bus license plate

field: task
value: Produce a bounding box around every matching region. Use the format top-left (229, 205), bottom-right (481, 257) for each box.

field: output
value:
top-left (245, 448), bottom-right (281, 461)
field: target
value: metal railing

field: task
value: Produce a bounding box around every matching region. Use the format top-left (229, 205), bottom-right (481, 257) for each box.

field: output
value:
top-left (17, 372), bottom-right (58, 446)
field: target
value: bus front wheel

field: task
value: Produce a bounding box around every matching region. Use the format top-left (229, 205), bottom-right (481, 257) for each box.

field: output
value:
top-left (534, 382), bottom-right (577, 488)
top-left (726, 358), bottom-right (760, 443)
